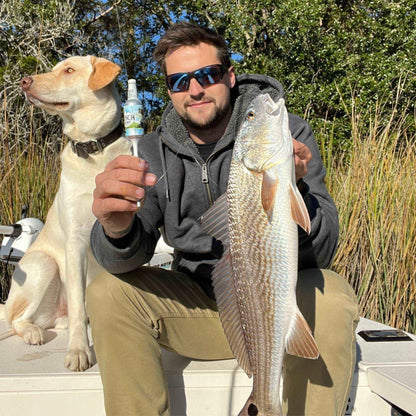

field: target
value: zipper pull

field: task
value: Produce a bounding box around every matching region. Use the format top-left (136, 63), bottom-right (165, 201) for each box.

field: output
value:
top-left (201, 163), bottom-right (209, 184)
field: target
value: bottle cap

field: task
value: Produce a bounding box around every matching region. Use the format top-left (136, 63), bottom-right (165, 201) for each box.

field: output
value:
top-left (127, 79), bottom-right (138, 101)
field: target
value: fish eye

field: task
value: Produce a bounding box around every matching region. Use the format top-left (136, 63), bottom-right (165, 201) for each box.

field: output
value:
top-left (246, 110), bottom-right (255, 120)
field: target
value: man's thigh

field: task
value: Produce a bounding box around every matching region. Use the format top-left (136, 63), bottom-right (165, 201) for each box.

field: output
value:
top-left (283, 268), bottom-right (359, 416)
top-left (110, 266), bottom-right (234, 360)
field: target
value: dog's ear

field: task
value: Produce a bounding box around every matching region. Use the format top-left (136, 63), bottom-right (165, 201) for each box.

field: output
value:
top-left (88, 56), bottom-right (121, 91)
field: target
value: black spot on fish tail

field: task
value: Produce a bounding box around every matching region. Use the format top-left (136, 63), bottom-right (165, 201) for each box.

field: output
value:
top-left (248, 403), bottom-right (258, 416)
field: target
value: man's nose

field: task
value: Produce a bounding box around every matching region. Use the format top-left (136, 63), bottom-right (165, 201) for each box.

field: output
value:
top-left (188, 78), bottom-right (205, 97)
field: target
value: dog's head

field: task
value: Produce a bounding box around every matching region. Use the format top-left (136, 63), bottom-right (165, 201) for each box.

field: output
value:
top-left (20, 56), bottom-right (121, 116)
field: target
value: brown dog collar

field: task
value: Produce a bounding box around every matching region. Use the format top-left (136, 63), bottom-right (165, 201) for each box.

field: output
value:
top-left (70, 123), bottom-right (123, 159)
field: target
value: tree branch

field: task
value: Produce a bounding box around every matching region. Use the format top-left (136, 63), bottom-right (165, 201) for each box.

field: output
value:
top-left (84, 0), bottom-right (123, 27)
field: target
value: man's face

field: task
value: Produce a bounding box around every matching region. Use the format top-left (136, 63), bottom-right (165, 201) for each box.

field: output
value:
top-left (165, 42), bottom-right (236, 135)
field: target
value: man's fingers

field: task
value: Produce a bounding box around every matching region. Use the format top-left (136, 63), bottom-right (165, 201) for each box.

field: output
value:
top-left (110, 168), bottom-right (156, 187)
top-left (293, 139), bottom-right (312, 181)
top-left (95, 168), bottom-right (157, 191)
top-left (293, 139), bottom-right (312, 162)
top-left (93, 196), bottom-right (138, 218)
top-left (294, 154), bottom-right (308, 180)
top-left (94, 178), bottom-right (146, 201)
top-left (92, 155), bottom-right (157, 233)
top-left (104, 154), bottom-right (149, 172)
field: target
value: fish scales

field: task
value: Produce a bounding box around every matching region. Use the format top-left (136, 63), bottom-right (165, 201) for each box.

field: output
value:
top-left (228, 161), bottom-right (296, 413)
top-left (200, 94), bottom-right (318, 416)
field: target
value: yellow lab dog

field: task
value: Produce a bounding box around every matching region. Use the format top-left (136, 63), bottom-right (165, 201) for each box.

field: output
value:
top-left (4, 56), bottom-right (131, 371)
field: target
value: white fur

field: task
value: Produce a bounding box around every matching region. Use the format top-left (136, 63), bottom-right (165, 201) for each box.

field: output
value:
top-left (4, 56), bottom-right (131, 371)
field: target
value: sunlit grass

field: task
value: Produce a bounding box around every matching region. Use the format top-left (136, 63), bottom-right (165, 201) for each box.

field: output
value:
top-left (321, 96), bottom-right (416, 333)
top-left (0, 106), bottom-right (61, 299)
top-left (1, 95), bottom-right (415, 334)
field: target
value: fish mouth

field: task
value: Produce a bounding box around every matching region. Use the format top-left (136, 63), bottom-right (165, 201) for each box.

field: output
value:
top-left (262, 95), bottom-right (283, 115)
top-left (25, 92), bottom-right (70, 109)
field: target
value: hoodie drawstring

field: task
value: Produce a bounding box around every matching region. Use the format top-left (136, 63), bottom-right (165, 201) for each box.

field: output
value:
top-left (158, 139), bottom-right (171, 202)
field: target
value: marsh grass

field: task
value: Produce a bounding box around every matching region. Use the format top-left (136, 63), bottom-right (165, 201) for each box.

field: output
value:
top-left (320, 96), bottom-right (416, 333)
top-left (0, 106), bottom-right (62, 299)
top-left (0, 94), bottom-right (415, 333)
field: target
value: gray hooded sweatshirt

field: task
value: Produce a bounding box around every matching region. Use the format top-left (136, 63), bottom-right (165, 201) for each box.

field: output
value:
top-left (90, 74), bottom-right (339, 297)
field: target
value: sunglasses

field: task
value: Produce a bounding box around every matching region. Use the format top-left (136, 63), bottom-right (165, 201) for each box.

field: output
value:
top-left (165, 64), bottom-right (228, 92)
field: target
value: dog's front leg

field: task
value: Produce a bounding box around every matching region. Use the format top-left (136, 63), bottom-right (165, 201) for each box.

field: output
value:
top-left (64, 237), bottom-right (92, 372)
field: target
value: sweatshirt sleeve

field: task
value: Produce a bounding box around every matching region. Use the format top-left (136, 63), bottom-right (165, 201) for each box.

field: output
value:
top-left (89, 215), bottom-right (160, 275)
top-left (90, 215), bottom-right (161, 275)
top-left (90, 178), bottom-right (163, 275)
top-left (289, 113), bottom-right (339, 270)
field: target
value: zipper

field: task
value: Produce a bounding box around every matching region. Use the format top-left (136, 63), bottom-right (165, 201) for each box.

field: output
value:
top-left (195, 159), bottom-right (214, 206)
top-left (201, 163), bottom-right (209, 184)
top-left (197, 142), bottom-right (233, 206)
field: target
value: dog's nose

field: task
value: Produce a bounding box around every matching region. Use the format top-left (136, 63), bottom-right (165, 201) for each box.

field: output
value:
top-left (20, 77), bottom-right (33, 91)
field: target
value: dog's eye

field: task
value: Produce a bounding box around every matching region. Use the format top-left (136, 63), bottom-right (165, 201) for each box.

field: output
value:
top-left (65, 68), bottom-right (75, 74)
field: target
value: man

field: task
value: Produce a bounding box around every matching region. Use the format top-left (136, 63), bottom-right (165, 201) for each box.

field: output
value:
top-left (87, 22), bottom-right (359, 416)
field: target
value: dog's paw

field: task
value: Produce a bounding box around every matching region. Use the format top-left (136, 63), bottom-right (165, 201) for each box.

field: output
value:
top-left (64, 348), bottom-right (92, 372)
top-left (19, 323), bottom-right (45, 345)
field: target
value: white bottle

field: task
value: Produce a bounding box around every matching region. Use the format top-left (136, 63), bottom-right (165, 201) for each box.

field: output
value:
top-left (124, 79), bottom-right (144, 152)
top-left (124, 79), bottom-right (144, 207)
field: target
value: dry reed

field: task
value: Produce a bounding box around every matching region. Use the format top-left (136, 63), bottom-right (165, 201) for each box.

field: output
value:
top-left (324, 97), bottom-right (416, 333)
top-left (1, 92), bottom-right (415, 333)
top-left (0, 106), bottom-right (62, 299)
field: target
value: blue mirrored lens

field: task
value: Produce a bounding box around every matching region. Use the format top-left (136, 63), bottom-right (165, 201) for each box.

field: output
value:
top-left (167, 65), bottom-right (226, 92)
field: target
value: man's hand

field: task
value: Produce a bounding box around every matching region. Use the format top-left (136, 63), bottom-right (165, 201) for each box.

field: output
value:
top-left (293, 139), bottom-right (312, 182)
top-left (92, 155), bottom-right (157, 239)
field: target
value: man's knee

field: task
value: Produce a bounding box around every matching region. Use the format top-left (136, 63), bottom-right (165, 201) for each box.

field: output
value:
top-left (86, 271), bottom-right (120, 321)
top-left (296, 269), bottom-right (359, 331)
top-left (298, 268), bottom-right (357, 306)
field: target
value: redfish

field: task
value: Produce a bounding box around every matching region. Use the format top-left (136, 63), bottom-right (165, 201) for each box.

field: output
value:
top-left (200, 94), bottom-right (319, 416)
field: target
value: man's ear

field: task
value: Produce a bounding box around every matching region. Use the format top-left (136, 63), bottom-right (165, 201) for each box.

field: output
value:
top-left (228, 66), bottom-right (236, 89)
top-left (88, 56), bottom-right (121, 91)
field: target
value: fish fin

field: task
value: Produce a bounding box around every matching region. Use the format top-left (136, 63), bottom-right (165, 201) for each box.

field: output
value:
top-left (200, 193), bottom-right (253, 375)
top-left (198, 192), bottom-right (229, 246)
top-left (212, 248), bottom-right (253, 377)
top-left (289, 182), bottom-right (311, 234)
top-left (285, 307), bottom-right (319, 359)
top-left (261, 171), bottom-right (279, 215)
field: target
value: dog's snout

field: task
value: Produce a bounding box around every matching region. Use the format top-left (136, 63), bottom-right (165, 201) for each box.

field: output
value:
top-left (20, 76), bottom-right (33, 91)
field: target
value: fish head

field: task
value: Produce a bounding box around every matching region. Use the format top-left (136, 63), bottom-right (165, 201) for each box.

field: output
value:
top-left (234, 94), bottom-right (293, 173)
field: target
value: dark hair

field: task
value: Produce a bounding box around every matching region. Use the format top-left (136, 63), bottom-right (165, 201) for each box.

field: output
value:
top-left (153, 21), bottom-right (231, 75)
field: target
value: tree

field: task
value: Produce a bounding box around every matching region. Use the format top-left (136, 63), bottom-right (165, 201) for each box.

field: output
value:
top-left (0, 0), bottom-right (91, 150)
top-left (195, 0), bottom-right (416, 146)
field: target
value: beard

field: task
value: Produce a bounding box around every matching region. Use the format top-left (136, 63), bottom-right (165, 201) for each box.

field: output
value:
top-left (178, 94), bottom-right (233, 135)
top-left (183, 104), bottom-right (229, 131)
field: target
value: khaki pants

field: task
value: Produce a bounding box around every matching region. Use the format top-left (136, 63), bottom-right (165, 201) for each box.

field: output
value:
top-left (86, 267), bottom-right (359, 416)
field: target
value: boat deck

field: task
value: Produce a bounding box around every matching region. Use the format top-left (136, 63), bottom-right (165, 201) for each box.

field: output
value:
top-left (0, 317), bottom-right (415, 415)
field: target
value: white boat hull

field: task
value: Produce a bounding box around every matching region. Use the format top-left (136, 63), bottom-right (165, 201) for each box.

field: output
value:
top-left (0, 316), bottom-right (414, 415)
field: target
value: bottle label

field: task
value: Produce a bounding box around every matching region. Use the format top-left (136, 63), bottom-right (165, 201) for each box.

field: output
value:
top-left (124, 104), bottom-right (144, 136)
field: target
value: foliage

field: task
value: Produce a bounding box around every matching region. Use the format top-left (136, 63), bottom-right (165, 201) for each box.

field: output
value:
top-left (74, 0), bottom-right (416, 145)
top-left (0, 108), bottom-right (61, 300)
top-left (193, 0), bottom-right (416, 148)
top-left (0, 0), bottom-right (90, 155)
top-left (3, 0), bottom-right (415, 142)
top-left (324, 86), bottom-right (416, 332)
